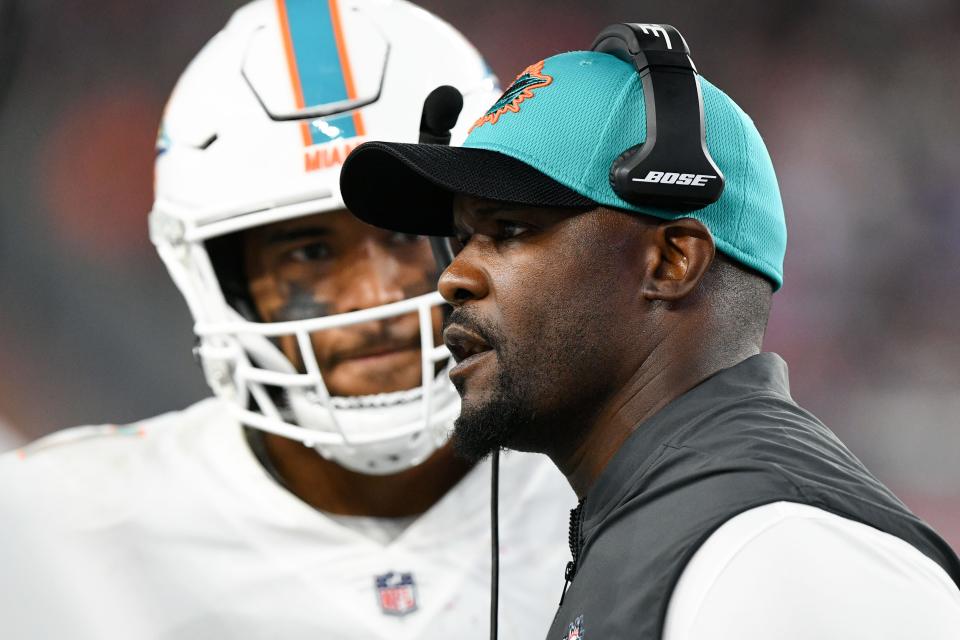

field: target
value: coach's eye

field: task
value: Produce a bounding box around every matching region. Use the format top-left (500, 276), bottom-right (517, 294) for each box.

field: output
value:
top-left (498, 220), bottom-right (532, 240)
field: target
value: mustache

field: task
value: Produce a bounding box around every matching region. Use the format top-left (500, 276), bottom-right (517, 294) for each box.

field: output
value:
top-left (325, 320), bottom-right (421, 366)
top-left (444, 307), bottom-right (499, 351)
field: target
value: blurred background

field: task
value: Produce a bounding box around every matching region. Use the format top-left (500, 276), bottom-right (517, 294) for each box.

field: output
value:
top-left (0, 0), bottom-right (957, 547)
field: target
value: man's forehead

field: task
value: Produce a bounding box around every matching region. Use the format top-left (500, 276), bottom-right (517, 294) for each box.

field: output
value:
top-left (266, 208), bottom-right (352, 231)
top-left (452, 195), bottom-right (522, 218)
top-left (248, 208), bottom-right (376, 240)
top-left (452, 195), bottom-right (585, 220)
top-left (451, 194), bottom-right (599, 228)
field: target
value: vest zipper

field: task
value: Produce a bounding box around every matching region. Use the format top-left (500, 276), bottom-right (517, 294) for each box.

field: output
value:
top-left (559, 498), bottom-right (585, 606)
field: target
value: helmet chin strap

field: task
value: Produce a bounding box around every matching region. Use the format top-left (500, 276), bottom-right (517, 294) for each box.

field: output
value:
top-left (216, 307), bottom-right (457, 474)
top-left (201, 294), bottom-right (460, 475)
top-left (237, 362), bottom-right (459, 476)
top-left (283, 368), bottom-right (458, 475)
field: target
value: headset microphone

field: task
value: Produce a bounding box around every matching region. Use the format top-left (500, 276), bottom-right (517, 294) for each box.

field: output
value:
top-left (419, 85), bottom-right (463, 145)
top-left (591, 23), bottom-right (724, 211)
top-left (419, 85), bottom-right (463, 270)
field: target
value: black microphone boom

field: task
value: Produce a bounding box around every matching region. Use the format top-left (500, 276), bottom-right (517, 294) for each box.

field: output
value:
top-left (418, 85), bottom-right (463, 146)
top-left (419, 85), bottom-right (463, 270)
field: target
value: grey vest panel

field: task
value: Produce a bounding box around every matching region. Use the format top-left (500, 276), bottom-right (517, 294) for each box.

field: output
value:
top-left (546, 354), bottom-right (960, 640)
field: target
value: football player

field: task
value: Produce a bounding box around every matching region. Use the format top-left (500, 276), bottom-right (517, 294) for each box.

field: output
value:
top-left (0, 1), bottom-right (573, 638)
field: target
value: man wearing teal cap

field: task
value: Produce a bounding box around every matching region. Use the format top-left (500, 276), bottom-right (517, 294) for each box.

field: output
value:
top-left (341, 24), bottom-right (960, 640)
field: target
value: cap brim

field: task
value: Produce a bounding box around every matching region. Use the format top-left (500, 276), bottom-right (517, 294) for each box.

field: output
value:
top-left (339, 141), bottom-right (596, 236)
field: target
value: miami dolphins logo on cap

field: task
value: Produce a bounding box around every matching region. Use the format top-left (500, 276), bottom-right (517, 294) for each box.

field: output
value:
top-left (469, 60), bottom-right (552, 132)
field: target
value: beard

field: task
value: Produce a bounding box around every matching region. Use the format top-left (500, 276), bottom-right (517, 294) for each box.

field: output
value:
top-left (450, 345), bottom-right (538, 462)
top-left (445, 306), bottom-right (592, 463)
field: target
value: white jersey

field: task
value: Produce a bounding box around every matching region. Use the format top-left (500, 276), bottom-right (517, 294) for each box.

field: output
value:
top-left (0, 415), bottom-right (23, 453)
top-left (665, 501), bottom-right (960, 640)
top-left (0, 398), bottom-right (576, 640)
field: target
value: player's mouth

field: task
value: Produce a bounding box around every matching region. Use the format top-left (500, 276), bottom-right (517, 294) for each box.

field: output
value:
top-left (444, 324), bottom-right (494, 381)
top-left (334, 338), bottom-right (420, 366)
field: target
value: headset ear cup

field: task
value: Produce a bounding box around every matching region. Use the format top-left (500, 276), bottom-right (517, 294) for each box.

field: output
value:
top-left (609, 143), bottom-right (646, 200)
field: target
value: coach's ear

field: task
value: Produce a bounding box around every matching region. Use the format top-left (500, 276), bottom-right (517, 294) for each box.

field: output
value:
top-left (638, 218), bottom-right (715, 302)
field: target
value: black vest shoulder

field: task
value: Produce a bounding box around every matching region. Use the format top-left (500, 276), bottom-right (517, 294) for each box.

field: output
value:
top-left (547, 354), bottom-right (960, 640)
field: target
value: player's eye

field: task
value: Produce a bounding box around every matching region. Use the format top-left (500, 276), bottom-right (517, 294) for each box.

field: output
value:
top-left (287, 242), bottom-right (332, 262)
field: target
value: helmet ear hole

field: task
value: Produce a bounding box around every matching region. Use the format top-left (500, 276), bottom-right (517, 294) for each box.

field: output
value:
top-left (206, 232), bottom-right (262, 322)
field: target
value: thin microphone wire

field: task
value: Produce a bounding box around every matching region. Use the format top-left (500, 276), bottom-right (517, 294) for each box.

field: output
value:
top-left (415, 83), bottom-right (500, 637)
top-left (490, 448), bottom-right (500, 640)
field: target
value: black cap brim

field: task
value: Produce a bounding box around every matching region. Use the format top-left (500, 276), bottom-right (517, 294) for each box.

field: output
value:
top-left (339, 141), bottom-right (596, 236)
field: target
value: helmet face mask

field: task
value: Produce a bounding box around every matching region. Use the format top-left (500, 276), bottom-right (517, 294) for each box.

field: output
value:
top-left (150, 0), bottom-right (498, 474)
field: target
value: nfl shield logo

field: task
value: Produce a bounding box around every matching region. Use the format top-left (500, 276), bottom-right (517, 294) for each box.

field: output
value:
top-left (563, 615), bottom-right (584, 640)
top-left (375, 571), bottom-right (418, 616)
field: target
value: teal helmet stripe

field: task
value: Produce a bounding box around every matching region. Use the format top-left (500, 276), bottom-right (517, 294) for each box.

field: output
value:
top-left (283, 0), bottom-right (357, 145)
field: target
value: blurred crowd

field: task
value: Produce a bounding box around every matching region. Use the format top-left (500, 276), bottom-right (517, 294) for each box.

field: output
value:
top-left (0, 0), bottom-right (957, 544)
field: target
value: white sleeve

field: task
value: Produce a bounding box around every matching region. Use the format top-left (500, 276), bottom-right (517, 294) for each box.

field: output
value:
top-left (663, 501), bottom-right (960, 640)
top-left (0, 416), bottom-right (24, 453)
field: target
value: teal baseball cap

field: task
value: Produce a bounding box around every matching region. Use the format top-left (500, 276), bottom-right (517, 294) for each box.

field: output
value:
top-left (340, 50), bottom-right (787, 288)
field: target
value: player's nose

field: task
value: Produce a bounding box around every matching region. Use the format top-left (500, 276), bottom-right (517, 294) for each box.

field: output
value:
top-left (438, 242), bottom-right (489, 306)
top-left (338, 241), bottom-right (405, 312)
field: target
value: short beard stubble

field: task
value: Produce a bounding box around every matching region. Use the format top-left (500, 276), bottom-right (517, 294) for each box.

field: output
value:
top-left (447, 305), bottom-right (600, 463)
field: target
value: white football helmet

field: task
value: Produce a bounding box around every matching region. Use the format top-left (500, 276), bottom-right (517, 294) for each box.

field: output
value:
top-left (149, 0), bottom-right (498, 474)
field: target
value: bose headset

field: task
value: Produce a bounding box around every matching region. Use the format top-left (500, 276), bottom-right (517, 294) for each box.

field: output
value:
top-left (593, 23), bottom-right (724, 210)
top-left (418, 23), bottom-right (718, 640)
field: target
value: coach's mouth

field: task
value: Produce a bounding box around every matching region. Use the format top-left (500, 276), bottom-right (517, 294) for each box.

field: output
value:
top-left (444, 324), bottom-right (494, 379)
top-left (443, 324), bottom-right (491, 362)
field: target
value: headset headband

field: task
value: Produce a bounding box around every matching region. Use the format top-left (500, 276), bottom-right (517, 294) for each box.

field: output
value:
top-left (592, 23), bottom-right (724, 211)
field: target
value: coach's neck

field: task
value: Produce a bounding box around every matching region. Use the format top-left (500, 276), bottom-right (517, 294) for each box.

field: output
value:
top-left (553, 331), bottom-right (759, 499)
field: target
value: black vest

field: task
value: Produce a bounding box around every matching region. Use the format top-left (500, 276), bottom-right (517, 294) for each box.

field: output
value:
top-left (547, 353), bottom-right (960, 640)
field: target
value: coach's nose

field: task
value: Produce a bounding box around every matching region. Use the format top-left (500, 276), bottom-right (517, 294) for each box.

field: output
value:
top-left (438, 240), bottom-right (489, 306)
